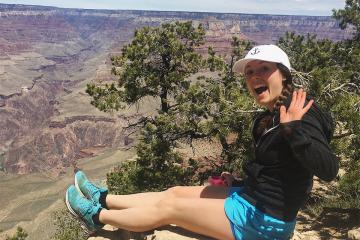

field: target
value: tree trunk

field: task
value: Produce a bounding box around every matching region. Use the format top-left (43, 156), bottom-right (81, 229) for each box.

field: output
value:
top-left (160, 87), bottom-right (168, 113)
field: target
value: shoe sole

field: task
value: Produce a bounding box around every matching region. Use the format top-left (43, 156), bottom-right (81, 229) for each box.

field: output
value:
top-left (65, 188), bottom-right (95, 235)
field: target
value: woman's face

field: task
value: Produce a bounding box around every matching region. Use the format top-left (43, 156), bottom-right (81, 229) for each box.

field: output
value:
top-left (244, 60), bottom-right (285, 111)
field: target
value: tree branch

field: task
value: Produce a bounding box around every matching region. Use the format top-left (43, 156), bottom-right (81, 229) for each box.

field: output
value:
top-left (330, 82), bottom-right (359, 92)
top-left (333, 131), bottom-right (353, 139)
top-left (124, 116), bottom-right (154, 130)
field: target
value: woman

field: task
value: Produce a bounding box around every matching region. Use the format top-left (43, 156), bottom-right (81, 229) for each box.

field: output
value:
top-left (66, 44), bottom-right (339, 240)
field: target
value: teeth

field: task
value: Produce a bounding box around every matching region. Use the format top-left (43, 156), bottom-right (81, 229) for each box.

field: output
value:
top-left (255, 86), bottom-right (267, 94)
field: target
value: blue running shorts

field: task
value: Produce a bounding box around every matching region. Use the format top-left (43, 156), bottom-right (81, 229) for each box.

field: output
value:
top-left (224, 187), bottom-right (296, 240)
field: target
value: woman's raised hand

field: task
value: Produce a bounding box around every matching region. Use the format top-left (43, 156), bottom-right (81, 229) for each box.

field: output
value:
top-left (280, 89), bottom-right (314, 124)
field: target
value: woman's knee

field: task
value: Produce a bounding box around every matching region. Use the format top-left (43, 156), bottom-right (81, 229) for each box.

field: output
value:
top-left (155, 196), bottom-right (178, 222)
top-left (164, 185), bottom-right (206, 199)
top-left (164, 186), bottom-right (185, 198)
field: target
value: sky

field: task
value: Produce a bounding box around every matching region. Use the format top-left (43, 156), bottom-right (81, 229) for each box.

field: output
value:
top-left (0, 0), bottom-right (346, 16)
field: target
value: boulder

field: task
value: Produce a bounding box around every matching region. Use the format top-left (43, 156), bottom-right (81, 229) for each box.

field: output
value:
top-left (348, 228), bottom-right (360, 240)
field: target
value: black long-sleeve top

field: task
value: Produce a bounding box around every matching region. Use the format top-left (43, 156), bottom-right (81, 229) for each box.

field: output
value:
top-left (239, 96), bottom-right (339, 221)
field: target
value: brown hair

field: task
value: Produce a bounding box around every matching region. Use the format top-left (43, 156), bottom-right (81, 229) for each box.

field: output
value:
top-left (255, 63), bottom-right (294, 136)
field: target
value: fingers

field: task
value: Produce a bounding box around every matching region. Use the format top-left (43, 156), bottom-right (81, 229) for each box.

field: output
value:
top-left (220, 172), bottom-right (231, 178)
top-left (282, 89), bottom-right (313, 123)
top-left (289, 91), bottom-right (297, 109)
top-left (220, 172), bottom-right (230, 183)
top-left (303, 99), bottom-right (314, 113)
top-left (280, 105), bottom-right (286, 123)
top-left (300, 89), bottom-right (306, 107)
top-left (221, 172), bottom-right (234, 187)
top-left (292, 89), bottom-right (307, 109)
top-left (297, 89), bottom-right (305, 108)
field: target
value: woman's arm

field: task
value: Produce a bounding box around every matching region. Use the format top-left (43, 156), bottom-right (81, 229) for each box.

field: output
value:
top-left (279, 114), bottom-right (339, 181)
top-left (279, 89), bottom-right (339, 182)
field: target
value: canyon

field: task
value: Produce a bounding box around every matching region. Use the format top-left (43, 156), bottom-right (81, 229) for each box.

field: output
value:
top-left (0, 4), bottom-right (355, 238)
top-left (0, 3), bottom-right (354, 176)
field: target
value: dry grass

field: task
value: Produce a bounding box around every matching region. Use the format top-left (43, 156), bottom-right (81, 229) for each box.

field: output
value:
top-left (0, 147), bottom-right (136, 240)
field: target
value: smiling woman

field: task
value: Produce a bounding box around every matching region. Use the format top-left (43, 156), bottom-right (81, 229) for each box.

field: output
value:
top-left (64, 45), bottom-right (338, 240)
top-left (245, 61), bottom-right (283, 110)
top-left (234, 45), bottom-right (293, 112)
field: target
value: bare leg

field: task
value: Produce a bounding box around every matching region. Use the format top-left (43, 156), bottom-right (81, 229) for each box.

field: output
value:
top-left (100, 196), bottom-right (234, 240)
top-left (106, 185), bottom-right (231, 209)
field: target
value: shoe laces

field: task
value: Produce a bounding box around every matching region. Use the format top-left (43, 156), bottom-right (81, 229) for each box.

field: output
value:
top-left (84, 181), bottom-right (100, 199)
top-left (77, 195), bottom-right (93, 217)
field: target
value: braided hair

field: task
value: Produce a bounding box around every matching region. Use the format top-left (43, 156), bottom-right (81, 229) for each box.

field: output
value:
top-left (255, 63), bottom-right (294, 137)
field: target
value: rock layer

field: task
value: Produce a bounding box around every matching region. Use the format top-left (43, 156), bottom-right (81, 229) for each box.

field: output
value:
top-left (0, 3), bottom-right (354, 174)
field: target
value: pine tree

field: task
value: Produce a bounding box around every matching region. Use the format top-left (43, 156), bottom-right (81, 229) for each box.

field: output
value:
top-left (278, 6), bottom-right (360, 209)
top-left (87, 21), bottom-right (209, 192)
top-left (87, 21), bottom-right (205, 113)
top-left (333, 0), bottom-right (360, 41)
top-left (88, 21), bottom-right (257, 192)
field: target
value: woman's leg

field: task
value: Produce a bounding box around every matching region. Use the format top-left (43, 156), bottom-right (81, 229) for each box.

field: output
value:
top-left (100, 196), bottom-right (234, 240)
top-left (106, 185), bottom-right (231, 209)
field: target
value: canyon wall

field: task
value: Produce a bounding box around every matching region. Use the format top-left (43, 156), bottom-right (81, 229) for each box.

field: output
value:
top-left (0, 3), bottom-right (354, 174)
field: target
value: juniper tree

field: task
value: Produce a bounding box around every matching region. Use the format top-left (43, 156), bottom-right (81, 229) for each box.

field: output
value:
top-left (278, 30), bottom-right (360, 206)
top-left (332, 0), bottom-right (360, 199)
top-left (87, 20), bottom-right (257, 192)
top-left (87, 21), bottom-right (205, 113)
top-left (87, 21), bottom-right (210, 192)
top-left (87, 3), bottom-right (360, 201)
top-left (333, 0), bottom-right (360, 41)
top-left (184, 38), bottom-right (256, 176)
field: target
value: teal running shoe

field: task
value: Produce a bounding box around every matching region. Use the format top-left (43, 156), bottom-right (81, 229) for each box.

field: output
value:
top-left (75, 170), bottom-right (108, 208)
top-left (65, 185), bottom-right (103, 233)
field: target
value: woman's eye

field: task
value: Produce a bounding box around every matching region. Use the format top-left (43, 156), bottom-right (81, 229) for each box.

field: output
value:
top-left (245, 70), bottom-right (253, 76)
top-left (262, 66), bottom-right (269, 72)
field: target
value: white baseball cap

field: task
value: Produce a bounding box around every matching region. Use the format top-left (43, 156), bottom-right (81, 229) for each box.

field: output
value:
top-left (233, 44), bottom-right (291, 74)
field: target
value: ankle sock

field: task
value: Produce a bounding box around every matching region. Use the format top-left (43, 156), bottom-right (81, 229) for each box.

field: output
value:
top-left (99, 191), bottom-right (108, 209)
top-left (92, 207), bottom-right (104, 226)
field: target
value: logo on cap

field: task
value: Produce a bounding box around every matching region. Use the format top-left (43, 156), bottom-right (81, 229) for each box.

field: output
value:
top-left (250, 48), bottom-right (260, 55)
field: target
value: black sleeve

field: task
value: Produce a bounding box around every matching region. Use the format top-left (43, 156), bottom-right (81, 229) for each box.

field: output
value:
top-left (279, 107), bottom-right (339, 182)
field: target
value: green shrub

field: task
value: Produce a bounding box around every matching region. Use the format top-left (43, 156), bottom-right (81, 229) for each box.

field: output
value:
top-left (106, 160), bottom-right (140, 194)
top-left (51, 209), bottom-right (87, 240)
top-left (339, 166), bottom-right (360, 199)
top-left (5, 227), bottom-right (28, 240)
top-left (107, 130), bottom-right (200, 194)
top-left (305, 189), bottom-right (360, 218)
top-left (0, 152), bottom-right (5, 171)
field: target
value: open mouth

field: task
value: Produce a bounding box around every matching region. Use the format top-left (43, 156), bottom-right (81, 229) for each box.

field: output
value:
top-left (254, 86), bottom-right (268, 95)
